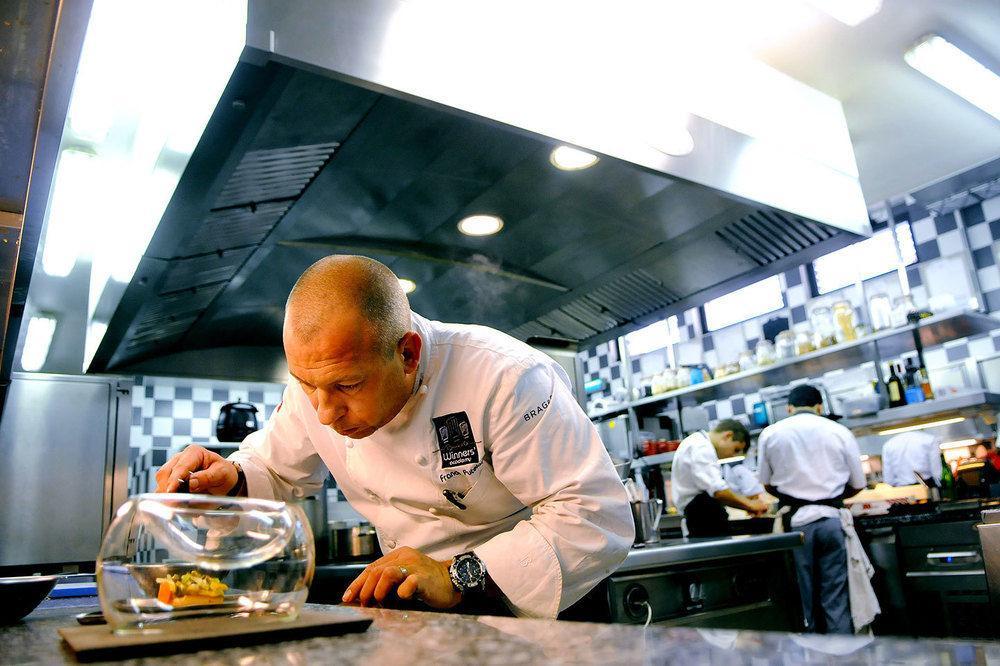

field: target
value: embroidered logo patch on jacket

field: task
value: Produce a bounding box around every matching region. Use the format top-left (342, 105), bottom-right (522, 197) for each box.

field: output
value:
top-left (432, 411), bottom-right (480, 468)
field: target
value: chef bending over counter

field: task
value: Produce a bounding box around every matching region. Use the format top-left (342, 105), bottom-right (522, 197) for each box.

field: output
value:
top-left (155, 254), bottom-right (634, 618)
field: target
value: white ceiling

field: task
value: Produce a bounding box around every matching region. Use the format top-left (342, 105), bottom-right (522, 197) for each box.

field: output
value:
top-left (752, 0), bottom-right (1000, 204)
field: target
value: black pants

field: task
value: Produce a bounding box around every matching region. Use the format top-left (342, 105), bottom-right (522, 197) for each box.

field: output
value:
top-left (684, 492), bottom-right (729, 538)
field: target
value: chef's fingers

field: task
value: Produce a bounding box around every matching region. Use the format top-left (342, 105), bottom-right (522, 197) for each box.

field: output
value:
top-left (358, 566), bottom-right (386, 606)
top-left (161, 446), bottom-right (209, 492)
top-left (188, 459), bottom-right (236, 495)
top-left (396, 573), bottom-right (421, 600)
top-left (343, 565), bottom-right (377, 603)
top-left (373, 567), bottom-right (405, 603)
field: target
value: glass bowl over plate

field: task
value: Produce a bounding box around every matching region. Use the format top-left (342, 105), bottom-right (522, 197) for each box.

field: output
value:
top-left (97, 494), bottom-right (315, 632)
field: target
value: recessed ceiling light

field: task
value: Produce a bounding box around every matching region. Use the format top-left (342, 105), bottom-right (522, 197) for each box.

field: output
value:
top-left (905, 34), bottom-right (1000, 122)
top-left (649, 127), bottom-right (695, 157)
top-left (398, 278), bottom-right (417, 294)
top-left (550, 145), bottom-right (599, 170)
top-left (458, 214), bottom-right (504, 236)
top-left (804, 0), bottom-right (882, 26)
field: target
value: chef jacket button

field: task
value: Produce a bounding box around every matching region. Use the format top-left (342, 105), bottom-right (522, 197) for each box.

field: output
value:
top-left (414, 454), bottom-right (428, 466)
top-left (429, 507), bottom-right (439, 515)
top-left (346, 441), bottom-right (354, 449)
top-left (386, 539), bottom-right (397, 549)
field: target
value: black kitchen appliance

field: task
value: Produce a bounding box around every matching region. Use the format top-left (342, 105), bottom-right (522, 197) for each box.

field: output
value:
top-left (215, 400), bottom-right (260, 442)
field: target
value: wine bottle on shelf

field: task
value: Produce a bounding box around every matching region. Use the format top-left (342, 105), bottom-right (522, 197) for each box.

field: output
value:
top-left (886, 362), bottom-right (907, 408)
top-left (918, 361), bottom-right (935, 401)
top-left (904, 358), bottom-right (925, 404)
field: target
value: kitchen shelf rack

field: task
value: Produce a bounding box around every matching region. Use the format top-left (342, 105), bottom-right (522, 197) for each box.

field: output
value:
top-left (841, 390), bottom-right (1000, 435)
top-left (589, 309), bottom-right (999, 421)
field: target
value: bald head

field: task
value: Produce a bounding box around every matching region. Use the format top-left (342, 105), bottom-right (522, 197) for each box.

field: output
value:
top-left (285, 255), bottom-right (411, 357)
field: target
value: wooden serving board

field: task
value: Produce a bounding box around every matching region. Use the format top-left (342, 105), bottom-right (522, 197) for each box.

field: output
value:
top-left (59, 610), bottom-right (372, 662)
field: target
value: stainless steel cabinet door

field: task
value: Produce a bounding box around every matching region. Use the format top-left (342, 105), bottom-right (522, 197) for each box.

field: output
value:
top-left (0, 375), bottom-right (114, 566)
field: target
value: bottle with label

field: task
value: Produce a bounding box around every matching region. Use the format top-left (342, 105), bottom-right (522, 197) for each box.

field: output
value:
top-left (904, 358), bottom-right (925, 404)
top-left (918, 361), bottom-right (935, 401)
top-left (940, 456), bottom-right (954, 501)
top-left (886, 362), bottom-right (907, 408)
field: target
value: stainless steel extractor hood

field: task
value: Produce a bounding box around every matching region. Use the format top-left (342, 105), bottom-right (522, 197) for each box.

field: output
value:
top-left (87, 0), bottom-right (870, 378)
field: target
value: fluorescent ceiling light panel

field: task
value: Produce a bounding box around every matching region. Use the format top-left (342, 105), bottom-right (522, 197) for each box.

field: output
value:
top-left (21, 316), bottom-right (57, 372)
top-left (398, 278), bottom-right (417, 294)
top-left (804, 0), bottom-right (882, 26)
top-left (940, 438), bottom-right (977, 451)
top-left (877, 416), bottom-right (966, 436)
top-left (550, 146), bottom-right (599, 170)
top-left (905, 34), bottom-right (1000, 122)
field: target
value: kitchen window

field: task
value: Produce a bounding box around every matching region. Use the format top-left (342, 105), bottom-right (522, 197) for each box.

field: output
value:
top-left (812, 223), bottom-right (917, 295)
top-left (703, 275), bottom-right (784, 332)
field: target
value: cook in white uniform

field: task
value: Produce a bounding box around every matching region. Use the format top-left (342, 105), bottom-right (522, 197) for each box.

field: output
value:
top-left (156, 255), bottom-right (633, 618)
top-left (881, 431), bottom-right (942, 487)
top-left (757, 384), bottom-right (866, 634)
top-left (670, 420), bottom-right (768, 538)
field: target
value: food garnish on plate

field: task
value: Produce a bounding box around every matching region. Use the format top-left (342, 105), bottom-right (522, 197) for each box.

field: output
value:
top-left (155, 570), bottom-right (229, 607)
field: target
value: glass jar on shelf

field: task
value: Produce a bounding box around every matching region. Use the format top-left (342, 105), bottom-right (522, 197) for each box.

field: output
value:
top-left (891, 294), bottom-right (917, 328)
top-left (794, 325), bottom-right (816, 355)
top-left (662, 367), bottom-right (677, 391)
top-left (755, 339), bottom-right (776, 366)
top-left (775, 330), bottom-right (796, 359)
top-left (737, 349), bottom-right (755, 372)
top-left (809, 306), bottom-right (838, 348)
top-left (832, 300), bottom-right (857, 342)
top-left (868, 293), bottom-right (893, 331)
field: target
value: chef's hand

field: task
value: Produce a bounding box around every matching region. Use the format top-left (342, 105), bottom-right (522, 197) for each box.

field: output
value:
top-left (342, 546), bottom-right (461, 610)
top-left (745, 498), bottom-right (769, 516)
top-left (154, 445), bottom-right (238, 495)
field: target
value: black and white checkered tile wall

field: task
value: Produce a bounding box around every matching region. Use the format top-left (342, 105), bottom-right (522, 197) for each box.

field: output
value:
top-left (128, 376), bottom-right (285, 495)
top-left (578, 192), bottom-right (1000, 430)
top-left (579, 341), bottom-right (625, 407)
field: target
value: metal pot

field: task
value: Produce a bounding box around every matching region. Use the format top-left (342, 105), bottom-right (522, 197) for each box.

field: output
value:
top-left (295, 494), bottom-right (329, 563)
top-left (328, 520), bottom-right (379, 561)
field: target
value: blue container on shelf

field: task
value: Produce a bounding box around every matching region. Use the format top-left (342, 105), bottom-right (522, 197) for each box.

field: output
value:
top-left (905, 385), bottom-right (925, 404)
top-left (752, 401), bottom-right (769, 427)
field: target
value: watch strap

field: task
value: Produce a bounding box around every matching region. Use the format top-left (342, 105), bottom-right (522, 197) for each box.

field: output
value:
top-left (227, 461), bottom-right (247, 497)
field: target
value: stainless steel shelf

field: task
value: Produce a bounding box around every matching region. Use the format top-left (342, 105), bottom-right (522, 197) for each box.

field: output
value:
top-left (588, 309), bottom-right (999, 418)
top-left (631, 452), bottom-right (675, 468)
top-left (841, 390), bottom-right (1000, 435)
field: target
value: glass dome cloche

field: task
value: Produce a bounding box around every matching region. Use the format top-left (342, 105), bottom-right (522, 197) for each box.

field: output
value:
top-left (97, 494), bottom-right (315, 631)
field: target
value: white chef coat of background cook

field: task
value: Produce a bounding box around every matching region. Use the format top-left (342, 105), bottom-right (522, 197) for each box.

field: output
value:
top-left (757, 412), bottom-right (866, 527)
top-left (230, 313), bottom-right (633, 618)
top-left (670, 431), bottom-right (730, 514)
top-left (881, 431), bottom-right (942, 487)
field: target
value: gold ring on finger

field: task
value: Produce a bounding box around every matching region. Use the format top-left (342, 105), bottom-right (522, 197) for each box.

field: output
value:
top-left (399, 566), bottom-right (409, 577)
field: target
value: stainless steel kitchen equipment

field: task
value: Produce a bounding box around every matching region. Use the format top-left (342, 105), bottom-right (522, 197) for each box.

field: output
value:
top-left (562, 533), bottom-right (804, 630)
top-left (597, 414), bottom-right (631, 461)
top-left (631, 499), bottom-right (664, 546)
top-left (297, 493), bottom-right (329, 564)
top-left (977, 508), bottom-right (1000, 636)
top-left (328, 520), bottom-right (379, 562)
top-left (0, 372), bottom-right (132, 568)
top-left (86, 0), bottom-right (870, 381)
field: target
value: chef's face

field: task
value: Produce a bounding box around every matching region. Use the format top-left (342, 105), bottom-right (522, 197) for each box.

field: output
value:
top-left (715, 432), bottom-right (747, 459)
top-left (284, 312), bottom-right (421, 439)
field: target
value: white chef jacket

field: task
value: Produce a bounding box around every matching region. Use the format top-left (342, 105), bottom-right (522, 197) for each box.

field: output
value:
top-left (881, 431), bottom-right (942, 487)
top-left (230, 312), bottom-right (633, 618)
top-left (670, 431), bottom-right (729, 514)
top-left (757, 412), bottom-right (865, 527)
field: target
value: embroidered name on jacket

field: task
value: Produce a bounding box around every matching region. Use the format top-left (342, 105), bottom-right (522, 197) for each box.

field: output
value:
top-left (432, 411), bottom-right (481, 468)
top-left (523, 395), bottom-right (552, 422)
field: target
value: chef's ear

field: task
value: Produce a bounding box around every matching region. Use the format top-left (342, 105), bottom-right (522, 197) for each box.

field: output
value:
top-left (398, 331), bottom-right (422, 372)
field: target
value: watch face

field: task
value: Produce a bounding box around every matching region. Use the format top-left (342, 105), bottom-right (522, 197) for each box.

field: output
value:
top-left (456, 555), bottom-right (484, 588)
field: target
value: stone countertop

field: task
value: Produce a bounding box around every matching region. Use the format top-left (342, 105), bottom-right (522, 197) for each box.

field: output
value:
top-left (5, 596), bottom-right (1000, 665)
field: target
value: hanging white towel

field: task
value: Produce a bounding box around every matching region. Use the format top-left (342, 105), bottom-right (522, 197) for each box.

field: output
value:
top-left (839, 508), bottom-right (881, 632)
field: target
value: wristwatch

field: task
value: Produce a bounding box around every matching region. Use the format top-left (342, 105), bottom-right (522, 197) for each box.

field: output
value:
top-left (227, 461), bottom-right (247, 497)
top-left (448, 551), bottom-right (487, 595)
